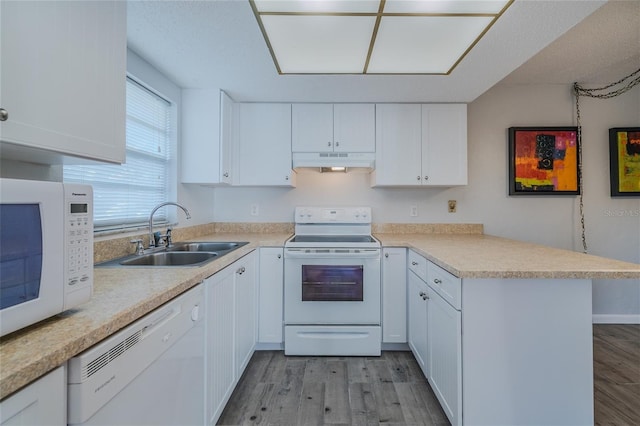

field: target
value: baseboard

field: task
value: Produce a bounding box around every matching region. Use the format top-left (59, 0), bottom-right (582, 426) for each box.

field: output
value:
top-left (592, 314), bottom-right (640, 324)
top-left (382, 342), bottom-right (410, 351)
top-left (255, 342), bottom-right (284, 350)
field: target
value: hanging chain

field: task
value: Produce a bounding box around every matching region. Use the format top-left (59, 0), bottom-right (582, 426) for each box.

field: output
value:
top-left (572, 67), bottom-right (640, 254)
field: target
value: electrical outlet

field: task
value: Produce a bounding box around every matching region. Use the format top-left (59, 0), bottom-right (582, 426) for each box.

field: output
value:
top-left (410, 205), bottom-right (418, 217)
top-left (448, 200), bottom-right (457, 213)
top-left (250, 204), bottom-right (259, 216)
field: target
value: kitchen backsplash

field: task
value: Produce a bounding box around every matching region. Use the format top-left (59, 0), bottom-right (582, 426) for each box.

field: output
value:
top-left (94, 222), bottom-right (482, 264)
top-left (372, 223), bottom-right (483, 234)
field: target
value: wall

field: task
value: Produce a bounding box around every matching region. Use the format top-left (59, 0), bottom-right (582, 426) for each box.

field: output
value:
top-left (213, 82), bottom-right (640, 320)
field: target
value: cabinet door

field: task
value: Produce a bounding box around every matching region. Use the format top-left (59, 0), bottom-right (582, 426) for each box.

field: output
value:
top-left (291, 103), bottom-right (334, 152)
top-left (333, 104), bottom-right (375, 152)
top-left (181, 89), bottom-right (223, 184)
top-left (428, 290), bottom-right (462, 426)
top-left (235, 252), bottom-right (257, 378)
top-left (421, 104), bottom-right (467, 186)
top-left (0, 1), bottom-right (126, 163)
top-left (236, 103), bottom-right (295, 186)
top-left (205, 269), bottom-right (236, 425)
top-left (258, 248), bottom-right (284, 344)
top-left (382, 248), bottom-right (407, 343)
top-left (407, 271), bottom-right (429, 376)
top-left (219, 90), bottom-right (236, 185)
top-left (372, 104), bottom-right (422, 186)
top-left (0, 365), bottom-right (65, 426)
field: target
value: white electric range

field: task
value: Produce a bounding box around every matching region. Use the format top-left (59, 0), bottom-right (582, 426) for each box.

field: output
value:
top-left (283, 206), bottom-right (381, 356)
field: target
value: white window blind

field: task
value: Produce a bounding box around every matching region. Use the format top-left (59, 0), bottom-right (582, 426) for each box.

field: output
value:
top-left (64, 78), bottom-right (172, 230)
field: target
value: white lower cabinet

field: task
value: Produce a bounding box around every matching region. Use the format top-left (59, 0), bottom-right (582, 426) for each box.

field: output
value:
top-left (427, 281), bottom-right (462, 426)
top-left (258, 247), bottom-right (284, 344)
top-left (0, 365), bottom-right (66, 426)
top-left (382, 248), bottom-right (407, 343)
top-left (234, 253), bottom-right (258, 378)
top-left (407, 269), bottom-right (429, 376)
top-left (407, 250), bottom-right (462, 426)
top-left (205, 251), bottom-right (257, 425)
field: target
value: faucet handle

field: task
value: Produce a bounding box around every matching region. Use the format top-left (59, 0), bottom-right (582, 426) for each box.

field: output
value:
top-left (130, 239), bottom-right (145, 255)
top-left (165, 228), bottom-right (173, 247)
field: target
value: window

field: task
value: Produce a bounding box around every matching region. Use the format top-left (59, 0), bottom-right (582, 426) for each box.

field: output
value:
top-left (64, 77), bottom-right (173, 231)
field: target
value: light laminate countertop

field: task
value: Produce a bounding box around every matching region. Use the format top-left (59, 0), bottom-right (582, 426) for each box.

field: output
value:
top-left (375, 233), bottom-right (640, 279)
top-left (1, 231), bottom-right (639, 399)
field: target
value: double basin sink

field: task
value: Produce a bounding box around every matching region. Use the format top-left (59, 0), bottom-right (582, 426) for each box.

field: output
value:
top-left (99, 241), bottom-right (249, 267)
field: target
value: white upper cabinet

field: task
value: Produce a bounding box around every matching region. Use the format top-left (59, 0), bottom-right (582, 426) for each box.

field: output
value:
top-left (181, 89), bottom-right (225, 184)
top-left (219, 91), bottom-right (236, 185)
top-left (0, 1), bottom-right (126, 164)
top-left (372, 103), bottom-right (467, 187)
top-left (292, 103), bottom-right (375, 153)
top-left (235, 103), bottom-right (295, 186)
top-left (421, 104), bottom-right (467, 186)
top-left (372, 104), bottom-right (422, 186)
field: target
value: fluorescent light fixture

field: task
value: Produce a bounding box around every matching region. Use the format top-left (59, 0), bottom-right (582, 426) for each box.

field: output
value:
top-left (250, 0), bottom-right (513, 75)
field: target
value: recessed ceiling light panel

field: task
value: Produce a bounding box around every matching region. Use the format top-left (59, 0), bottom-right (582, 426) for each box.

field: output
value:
top-left (254, 0), bottom-right (380, 14)
top-left (261, 15), bottom-right (376, 73)
top-left (368, 16), bottom-right (494, 74)
top-left (383, 0), bottom-right (510, 14)
top-left (250, 0), bottom-right (514, 75)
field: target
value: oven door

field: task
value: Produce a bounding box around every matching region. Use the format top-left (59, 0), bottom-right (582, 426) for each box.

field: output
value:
top-left (284, 248), bottom-right (381, 325)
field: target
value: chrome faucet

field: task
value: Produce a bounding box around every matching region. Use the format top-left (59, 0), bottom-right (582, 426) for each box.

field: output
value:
top-left (148, 202), bottom-right (191, 249)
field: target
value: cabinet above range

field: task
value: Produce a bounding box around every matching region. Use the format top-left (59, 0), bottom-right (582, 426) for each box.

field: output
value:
top-left (180, 91), bottom-right (467, 187)
top-left (291, 103), bottom-right (375, 153)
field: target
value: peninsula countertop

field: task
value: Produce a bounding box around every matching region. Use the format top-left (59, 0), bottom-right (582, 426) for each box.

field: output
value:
top-left (2, 230), bottom-right (639, 399)
top-left (375, 233), bottom-right (640, 279)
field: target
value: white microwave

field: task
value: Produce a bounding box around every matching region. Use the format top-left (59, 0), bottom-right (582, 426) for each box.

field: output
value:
top-left (0, 178), bottom-right (93, 337)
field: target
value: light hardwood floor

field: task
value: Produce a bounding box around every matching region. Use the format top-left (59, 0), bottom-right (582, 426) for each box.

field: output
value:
top-left (218, 325), bottom-right (640, 425)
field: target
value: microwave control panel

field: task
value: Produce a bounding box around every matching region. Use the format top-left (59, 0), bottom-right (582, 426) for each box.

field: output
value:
top-left (64, 184), bottom-right (93, 308)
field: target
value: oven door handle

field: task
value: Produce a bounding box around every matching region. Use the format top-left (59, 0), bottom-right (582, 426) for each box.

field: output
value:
top-left (285, 249), bottom-right (380, 259)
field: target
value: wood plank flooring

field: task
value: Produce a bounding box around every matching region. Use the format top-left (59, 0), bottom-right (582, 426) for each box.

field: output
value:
top-left (218, 324), bottom-right (640, 425)
top-left (593, 324), bottom-right (640, 426)
top-left (217, 351), bottom-right (449, 425)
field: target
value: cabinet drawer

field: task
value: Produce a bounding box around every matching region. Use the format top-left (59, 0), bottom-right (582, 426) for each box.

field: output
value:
top-left (427, 262), bottom-right (461, 310)
top-left (408, 250), bottom-right (428, 282)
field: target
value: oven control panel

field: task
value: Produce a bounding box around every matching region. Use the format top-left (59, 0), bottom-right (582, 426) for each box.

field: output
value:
top-left (295, 207), bottom-right (371, 224)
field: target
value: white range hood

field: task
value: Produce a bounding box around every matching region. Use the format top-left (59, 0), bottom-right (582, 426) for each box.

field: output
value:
top-left (292, 152), bottom-right (375, 171)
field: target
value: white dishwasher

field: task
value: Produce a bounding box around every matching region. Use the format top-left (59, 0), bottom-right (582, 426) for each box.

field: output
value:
top-left (67, 284), bottom-right (204, 426)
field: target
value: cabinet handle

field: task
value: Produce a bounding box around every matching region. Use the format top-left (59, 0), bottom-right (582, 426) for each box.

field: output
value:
top-left (277, 254), bottom-right (282, 259)
top-left (237, 266), bottom-right (245, 275)
top-left (223, 172), bottom-right (229, 178)
top-left (434, 278), bottom-right (442, 284)
top-left (419, 291), bottom-right (429, 300)
top-left (335, 141), bottom-right (340, 147)
top-left (417, 176), bottom-right (421, 181)
top-left (0, 108), bottom-right (7, 121)
top-left (328, 141), bottom-right (332, 147)
top-left (424, 176), bottom-right (429, 181)
top-left (285, 175), bottom-right (289, 181)
top-left (411, 261), bottom-right (418, 266)
top-left (385, 253), bottom-right (389, 258)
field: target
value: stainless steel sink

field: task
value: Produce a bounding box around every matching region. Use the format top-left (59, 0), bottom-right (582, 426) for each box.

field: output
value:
top-left (96, 241), bottom-right (249, 267)
top-left (119, 251), bottom-right (218, 266)
top-left (168, 241), bottom-right (248, 252)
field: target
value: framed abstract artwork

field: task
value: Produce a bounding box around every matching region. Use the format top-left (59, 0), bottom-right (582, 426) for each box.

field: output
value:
top-left (508, 127), bottom-right (580, 195)
top-left (609, 127), bottom-right (640, 196)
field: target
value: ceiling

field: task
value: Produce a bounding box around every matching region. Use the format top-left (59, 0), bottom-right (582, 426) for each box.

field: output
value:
top-left (127, 0), bottom-right (640, 103)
